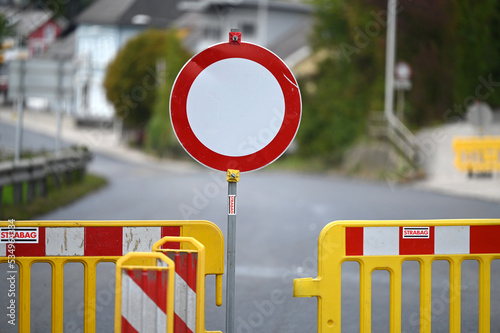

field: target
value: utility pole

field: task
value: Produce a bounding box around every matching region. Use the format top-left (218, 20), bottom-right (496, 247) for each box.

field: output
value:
top-left (383, 0), bottom-right (397, 122)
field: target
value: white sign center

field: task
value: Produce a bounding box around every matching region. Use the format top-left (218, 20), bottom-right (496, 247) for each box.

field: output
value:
top-left (186, 58), bottom-right (285, 157)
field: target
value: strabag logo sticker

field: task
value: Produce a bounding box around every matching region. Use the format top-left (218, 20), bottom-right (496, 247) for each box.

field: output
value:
top-left (228, 195), bottom-right (236, 215)
top-left (0, 227), bottom-right (39, 243)
top-left (403, 227), bottom-right (430, 239)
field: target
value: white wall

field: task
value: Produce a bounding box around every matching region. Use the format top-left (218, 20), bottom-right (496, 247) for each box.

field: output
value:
top-left (74, 24), bottom-right (142, 120)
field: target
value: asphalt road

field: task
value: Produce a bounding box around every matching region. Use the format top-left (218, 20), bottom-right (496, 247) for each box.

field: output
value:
top-left (1, 123), bottom-right (500, 332)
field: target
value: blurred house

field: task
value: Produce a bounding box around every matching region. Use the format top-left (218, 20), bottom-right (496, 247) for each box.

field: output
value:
top-left (0, 4), bottom-right (67, 102)
top-left (50, 0), bottom-right (312, 122)
top-left (72, 0), bottom-right (183, 122)
top-left (177, 0), bottom-right (312, 69)
top-left (0, 6), bottom-right (67, 58)
top-left (26, 16), bottom-right (67, 57)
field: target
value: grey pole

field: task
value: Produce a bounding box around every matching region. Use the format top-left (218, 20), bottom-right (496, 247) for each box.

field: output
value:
top-left (384, 0), bottom-right (397, 122)
top-left (225, 169), bottom-right (239, 333)
top-left (56, 59), bottom-right (64, 153)
top-left (14, 60), bottom-right (25, 163)
top-left (14, 96), bottom-right (23, 163)
top-left (56, 99), bottom-right (63, 153)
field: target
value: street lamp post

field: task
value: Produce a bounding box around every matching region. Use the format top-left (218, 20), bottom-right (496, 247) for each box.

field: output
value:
top-left (383, 0), bottom-right (397, 122)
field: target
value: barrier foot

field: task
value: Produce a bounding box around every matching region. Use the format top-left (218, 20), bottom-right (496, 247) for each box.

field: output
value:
top-left (293, 277), bottom-right (321, 298)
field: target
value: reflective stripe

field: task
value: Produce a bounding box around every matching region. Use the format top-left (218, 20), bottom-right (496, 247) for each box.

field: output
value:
top-left (174, 273), bottom-right (197, 332)
top-left (46, 227), bottom-right (85, 256)
top-left (122, 227), bottom-right (162, 254)
top-left (363, 227), bottom-right (399, 256)
top-left (346, 225), bottom-right (494, 256)
top-left (121, 270), bottom-right (167, 333)
top-left (435, 225), bottom-right (470, 254)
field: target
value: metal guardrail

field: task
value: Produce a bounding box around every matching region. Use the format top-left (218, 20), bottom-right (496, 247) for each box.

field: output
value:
top-left (0, 149), bottom-right (92, 210)
top-left (367, 112), bottom-right (420, 166)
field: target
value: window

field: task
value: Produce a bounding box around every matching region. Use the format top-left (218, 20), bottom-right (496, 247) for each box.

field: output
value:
top-left (203, 26), bottom-right (221, 40)
top-left (241, 23), bottom-right (255, 37)
top-left (44, 24), bottom-right (56, 41)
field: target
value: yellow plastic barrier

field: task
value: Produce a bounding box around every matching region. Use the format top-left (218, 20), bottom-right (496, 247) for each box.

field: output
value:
top-left (114, 252), bottom-right (175, 332)
top-left (294, 219), bottom-right (500, 333)
top-left (0, 220), bottom-right (224, 333)
top-left (452, 136), bottom-right (500, 174)
top-left (153, 237), bottom-right (208, 333)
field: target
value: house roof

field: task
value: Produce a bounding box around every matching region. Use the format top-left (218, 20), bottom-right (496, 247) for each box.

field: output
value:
top-left (268, 16), bottom-right (312, 66)
top-left (178, 0), bottom-right (312, 14)
top-left (0, 7), bottom-right (52, 36)
top-left (76, 0), bottom-right (183, 28)
top-left (176, 0), bottom-right (313, 69)
top-left (41, 31), bottom-right (75, 59)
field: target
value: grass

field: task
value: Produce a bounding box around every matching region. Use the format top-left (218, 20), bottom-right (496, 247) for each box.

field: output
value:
top-left (0, 174), bottom-right (108, 220)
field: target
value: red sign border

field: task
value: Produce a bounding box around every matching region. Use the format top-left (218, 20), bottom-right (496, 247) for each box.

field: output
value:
top-left (170, 42), bottom-right (301, 172)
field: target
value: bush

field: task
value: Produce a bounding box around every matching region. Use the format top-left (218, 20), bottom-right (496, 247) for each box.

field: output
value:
top-left (145, 30), bottom-right (191, 157)
top-left (104, 29), bottom-right (169, 131)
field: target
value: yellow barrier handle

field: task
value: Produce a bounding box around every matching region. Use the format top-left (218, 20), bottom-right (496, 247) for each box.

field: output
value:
top-left (216, 274), bottom-right (223, 306)
top-left (153, 234), bottom-right (224, 308)
top-left (293, 277), bottom-right (321, 297)
top-left (153, 236), bottom-right (224, 308)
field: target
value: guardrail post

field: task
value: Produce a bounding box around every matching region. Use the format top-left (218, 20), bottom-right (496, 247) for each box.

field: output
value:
top-left (30, 157), bottom-right (47, 201)
top-left (12, 160), bottom-right (31, 205)
top-left (13, 182), bottom-right (23, 204)
top-left (26, 159), bottom-right (36, 203)
top-left (0, 161), bottom-right (12, 211)
top-left (26, 179), bottom-right (35, 203)
top-left (39, 175), bottom-right (48, 197)
top-left (47, 154), bottom-right (61, 188)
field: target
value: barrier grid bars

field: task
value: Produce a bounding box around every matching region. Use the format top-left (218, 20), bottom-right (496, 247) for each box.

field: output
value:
top-left (0, 220), bottom-right (224, 333)
top-left (115, 252), bottom-right (175, 333)
top-left (293, 219), bottom-right (500, 333)
top-left (153, 236), bottom-right (208, 333)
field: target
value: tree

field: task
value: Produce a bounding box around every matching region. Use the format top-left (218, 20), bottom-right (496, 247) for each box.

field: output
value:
top-left (104, 29), bottom-right (169, 131)
top-left (145, 30), bottom-right (191, 157)
top-left (297, 1), bottom-right (385, 163)
top-left (298, 0), bottom-right (500, 164)
top-left (28, 0), bottom-right (96, 20)
top-left (0, 13), bottom-right (16, 45)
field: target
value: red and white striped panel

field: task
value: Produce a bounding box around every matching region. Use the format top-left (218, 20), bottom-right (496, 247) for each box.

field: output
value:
top-left (345, 225), bottom-right (500, 256)
top-left (0, 226), bottom-right (180, 257)
top-left (120, 261), bottom-right (170, 333)
top-left (168, 252), bottom-right (197, 333)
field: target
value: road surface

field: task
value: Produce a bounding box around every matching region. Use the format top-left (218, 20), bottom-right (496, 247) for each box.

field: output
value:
top-left (1, 121), bottom-right (500, 332)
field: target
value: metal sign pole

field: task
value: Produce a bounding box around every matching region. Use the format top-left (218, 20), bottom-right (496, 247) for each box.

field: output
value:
top-left (56, 59), bottom-right (64, 153)
top-left (14, 60), bottom-right (25, 163)
top-left (225, 169), bottom-right (239, 333)
top-left (56, 99), bottom-right (63, 153)
top-left (384, 0), bottom-right (397, 122)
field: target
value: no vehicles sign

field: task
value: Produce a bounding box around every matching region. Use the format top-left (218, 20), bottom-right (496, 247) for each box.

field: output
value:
top-left (170, 37), bottom-right (301, 172)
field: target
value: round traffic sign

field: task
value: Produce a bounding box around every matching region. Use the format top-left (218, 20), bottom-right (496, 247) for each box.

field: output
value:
top-left (466, 101), bottom-right (493, 133)
top-left (170, 41), bottom-right (301, 172)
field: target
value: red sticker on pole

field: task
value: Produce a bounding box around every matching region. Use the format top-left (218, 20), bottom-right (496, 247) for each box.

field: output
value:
top-left (170, 34), bottom-right (301, 172)
top-left (228, 195), bottom-right (236, 215)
